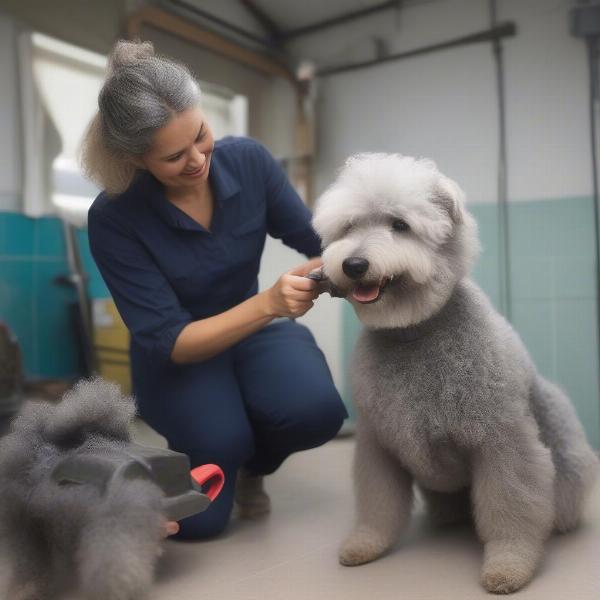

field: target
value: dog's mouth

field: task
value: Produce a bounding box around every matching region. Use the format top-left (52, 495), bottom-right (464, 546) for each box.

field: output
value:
top-left (351, 277), bottom-right (393, 304)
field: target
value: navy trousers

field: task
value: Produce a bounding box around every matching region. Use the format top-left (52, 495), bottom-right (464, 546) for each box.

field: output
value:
top-left (132, 320), bottom-right (347, 539)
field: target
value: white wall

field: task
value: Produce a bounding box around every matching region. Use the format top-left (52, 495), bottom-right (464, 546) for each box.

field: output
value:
top-left (0, 11), bottom-right (22, 210)
top-left (500, 0), bottom-right (591, 201)
top-left (288, 0), bottom-right (592, 204)
top-left (276, 0), bottom-right (596, 395)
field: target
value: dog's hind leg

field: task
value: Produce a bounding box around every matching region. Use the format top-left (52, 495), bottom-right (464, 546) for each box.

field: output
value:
top-left (530, 377), bottom-right (599, 533)
top-left (339, 419), bottom-right (413, 566)
top-left (420, 486), bottom-right (471, 527)
top-left (472, 416), bottom-right (555, 594)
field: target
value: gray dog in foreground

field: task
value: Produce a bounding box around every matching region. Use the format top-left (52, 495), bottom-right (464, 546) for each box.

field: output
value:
top-left (312, 153), bottom-right (599, 594)
top-left (0, 378), bottom-right (165, 600)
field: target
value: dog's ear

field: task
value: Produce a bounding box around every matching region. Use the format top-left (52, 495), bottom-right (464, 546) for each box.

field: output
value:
top-left (312, 185), bottom-right (349, 247)
top-left (433, 175), bottom-right (466, 225)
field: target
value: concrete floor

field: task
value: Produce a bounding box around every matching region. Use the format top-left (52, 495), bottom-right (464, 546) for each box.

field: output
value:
top-left (132, 422), bottom-right (600, 600)
top-left (1, 418), bottom-right (598, 600)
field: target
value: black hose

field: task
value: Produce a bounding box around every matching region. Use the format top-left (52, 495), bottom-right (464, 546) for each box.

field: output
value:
top-left (586, 37), bottom-right (600, 415)
top-left (490, 0), bottom-right (511, 320)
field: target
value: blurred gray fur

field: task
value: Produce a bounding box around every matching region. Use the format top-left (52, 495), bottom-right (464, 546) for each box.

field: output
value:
top-left (0, 377), bottom-right (165, 600)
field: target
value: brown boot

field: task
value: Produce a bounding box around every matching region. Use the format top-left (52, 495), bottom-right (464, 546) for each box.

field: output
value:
top-left (234, 468), bottom-right (271, 519)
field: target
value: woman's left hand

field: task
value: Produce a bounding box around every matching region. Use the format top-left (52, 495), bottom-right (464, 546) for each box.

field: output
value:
top-left (163, 521), bottom-right (180, 537)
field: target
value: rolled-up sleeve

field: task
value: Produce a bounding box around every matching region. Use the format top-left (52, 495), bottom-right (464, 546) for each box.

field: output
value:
top-left (88, 208), bottom-right (192, 366)
top-left (257, 143), bottom-right (322, 258)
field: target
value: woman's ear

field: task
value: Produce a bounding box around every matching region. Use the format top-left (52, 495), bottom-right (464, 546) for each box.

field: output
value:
top-left (434, 175), bottom-right (466, 225)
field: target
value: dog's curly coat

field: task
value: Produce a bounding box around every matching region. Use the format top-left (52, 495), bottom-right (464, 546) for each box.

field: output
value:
top-left (313, 153), bottom-right (599, 594)
top-left (0, 378), bottom-right (165, 600)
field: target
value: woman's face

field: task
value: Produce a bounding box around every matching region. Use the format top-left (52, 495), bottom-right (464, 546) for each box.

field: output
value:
top-left (138, 106), bottom-right (215, 191)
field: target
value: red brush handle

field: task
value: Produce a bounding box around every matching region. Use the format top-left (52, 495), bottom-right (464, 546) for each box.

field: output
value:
top-left (190, 464), bottom-right (225, 502)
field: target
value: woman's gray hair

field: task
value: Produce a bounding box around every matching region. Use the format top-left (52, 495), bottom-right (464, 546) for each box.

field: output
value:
top-left (80, 40), bottom-right (202, 195)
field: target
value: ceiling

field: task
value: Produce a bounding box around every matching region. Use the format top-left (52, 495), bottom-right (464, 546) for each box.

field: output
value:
top-left (247, 0), bottom-right (393, 33)
top-left (173, 0), bottom-right (419, 44)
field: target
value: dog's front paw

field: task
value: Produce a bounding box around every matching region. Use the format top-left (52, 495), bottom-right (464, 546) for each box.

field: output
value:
top-left (480, 540), bottom-right (542, 594)
top-left (339, 527), bottom-right (390, 566)
top-left (481, 564), bottom-right (531, 595)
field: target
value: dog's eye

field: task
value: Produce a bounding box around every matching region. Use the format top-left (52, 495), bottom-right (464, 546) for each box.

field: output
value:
top-left (392, 219), bottom-right (410, 233)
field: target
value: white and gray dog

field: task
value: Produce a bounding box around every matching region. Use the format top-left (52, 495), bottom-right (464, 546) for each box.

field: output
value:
top-left (0, 378), bottom-right (165, 600)
top-left (312, 153), bottom-right (599, 594)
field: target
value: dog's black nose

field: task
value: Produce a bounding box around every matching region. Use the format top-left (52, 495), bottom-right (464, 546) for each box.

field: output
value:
top-left (342, 257), bottom-right (369, 279)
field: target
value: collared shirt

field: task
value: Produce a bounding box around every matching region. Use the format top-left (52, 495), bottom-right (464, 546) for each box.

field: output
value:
top-left (88, 136), bottom-right (321, 366)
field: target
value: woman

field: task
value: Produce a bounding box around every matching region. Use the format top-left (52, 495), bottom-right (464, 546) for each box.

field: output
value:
top-left (82, 40), bottom-right (346, 539)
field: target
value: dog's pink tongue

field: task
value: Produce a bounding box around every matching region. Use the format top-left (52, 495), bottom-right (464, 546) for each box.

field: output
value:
top-left (352, 284), bottom-right (380, 302)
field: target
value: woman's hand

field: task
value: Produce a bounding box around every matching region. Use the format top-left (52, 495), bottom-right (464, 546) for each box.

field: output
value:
top-left (261, 258), bottom-right (323, 318)
top-left (163, 521), bottom-right (180, 537)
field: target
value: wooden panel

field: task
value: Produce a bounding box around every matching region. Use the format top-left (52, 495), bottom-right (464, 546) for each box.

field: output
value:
top-left (127, 6), bottom-right (296, 84)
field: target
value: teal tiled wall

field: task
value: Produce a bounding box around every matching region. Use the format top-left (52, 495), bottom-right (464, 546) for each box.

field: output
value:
top-left (0, 212), bottom-right (107, 378)
top-left (1, 197), bottom-right (599, 448)
top-left (507, 197), bottom-right (599, 449)
top-left (342, 197), bottom-right (600, 449)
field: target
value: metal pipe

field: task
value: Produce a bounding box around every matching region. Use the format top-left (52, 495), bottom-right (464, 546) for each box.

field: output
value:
top-left (317, 22), bottom-right (516, 77)
top-left (61, 220), bottom-right (97, 376)
top-left (569, 2), bottom-right (600, 439)
top-left (279, 0), bottom-right (402, 41)
top-left (490, 0), bottom-right (511, 320)
top-left (586, 36), bottom-right (600, 435)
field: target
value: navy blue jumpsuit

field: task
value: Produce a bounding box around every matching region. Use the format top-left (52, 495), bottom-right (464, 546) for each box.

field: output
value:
top-left (88, 137), bottom-right (347, 538)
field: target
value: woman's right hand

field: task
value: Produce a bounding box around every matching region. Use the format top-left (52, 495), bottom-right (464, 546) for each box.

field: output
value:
top-left (261, 258), bottom-right (322, 318)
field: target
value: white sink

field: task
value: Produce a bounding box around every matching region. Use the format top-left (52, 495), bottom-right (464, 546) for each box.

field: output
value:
top-left (53, 193), bottom-right (93, 228)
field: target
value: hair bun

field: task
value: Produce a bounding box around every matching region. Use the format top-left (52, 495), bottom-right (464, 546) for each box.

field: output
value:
top-left (108, 40), bottom-right (155, 72)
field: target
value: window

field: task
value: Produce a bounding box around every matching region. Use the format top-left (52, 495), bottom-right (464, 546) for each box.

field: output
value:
top-left (28, 33), bottom-right (247, 225)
